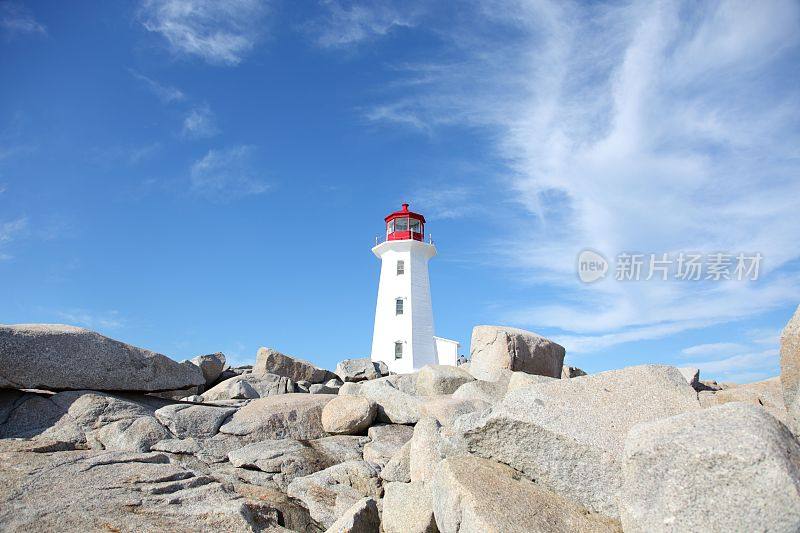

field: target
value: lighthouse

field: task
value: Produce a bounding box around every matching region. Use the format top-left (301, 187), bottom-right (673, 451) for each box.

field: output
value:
top-left (370, 203), bottom-right (459, 374)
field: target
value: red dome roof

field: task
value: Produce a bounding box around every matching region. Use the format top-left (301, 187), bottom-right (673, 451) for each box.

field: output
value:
top-left (384, 203), bottom-right (426, 224)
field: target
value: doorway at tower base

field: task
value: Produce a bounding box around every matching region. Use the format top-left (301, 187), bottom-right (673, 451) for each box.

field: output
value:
top-left (434, 336), bottom-right (460, 366)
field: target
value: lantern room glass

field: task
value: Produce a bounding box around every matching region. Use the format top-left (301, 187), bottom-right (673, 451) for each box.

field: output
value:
top-left (386, 216), bottom-right (425, 241)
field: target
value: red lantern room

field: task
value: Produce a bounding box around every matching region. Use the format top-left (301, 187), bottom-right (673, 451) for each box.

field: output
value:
top-left (385, 203), bottom-right (426, 241)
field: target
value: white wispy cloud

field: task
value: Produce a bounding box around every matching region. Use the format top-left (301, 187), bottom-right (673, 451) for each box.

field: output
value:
top-left (365, 103), bottom-right (430, 132)
top-left (129, 69), bottom-right (185, 103)
top-left (678, 326), bottom-right (783, 382)
top-left (366, 0), bottom-right (800, 358)
top-left (182, 105), bottom-right (218, 138)
top-left (747, 328), bottom-right (783, 346)
top-left (310, 0), bottom-right (420, 47)
top-left (55, 309), bottom-right (126, 330)
top-left (411, 185), bottom-right (478, 220)
top-left (190, 145), bottom-right (269, 200)
top-left (0, 2), bottom-right (46, 37)
top-left (0, 216), bottom-right (29, 261)
top-left (692, 348), bottom-right (780, 384)
top-left (681, 342), bottom-right (748, 358)
top-left (138, 0), bottom-right (269, 66)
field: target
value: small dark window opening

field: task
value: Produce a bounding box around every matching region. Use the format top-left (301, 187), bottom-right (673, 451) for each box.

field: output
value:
top-left (397, 260), bottom-right (405, 275)
top-left (395, 298), bottom-right (404, 315)
top-left (395, 341), bottom-right (403, 359)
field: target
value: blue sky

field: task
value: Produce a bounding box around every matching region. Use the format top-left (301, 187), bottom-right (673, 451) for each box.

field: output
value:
top-left (1, 0), bottom-right (799, 382)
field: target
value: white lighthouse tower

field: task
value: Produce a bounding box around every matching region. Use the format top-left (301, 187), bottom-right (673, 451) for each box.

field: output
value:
top-left (370, 203), bottom-right (459, 373)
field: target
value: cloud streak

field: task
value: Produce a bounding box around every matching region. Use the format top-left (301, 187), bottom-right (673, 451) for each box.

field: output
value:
top-left (310, 0), bottom-right (421, 48)
top-left (190, 145), bottom-right (269, 200)
top-left (365, 0), bottom-right (800, 358)
top-left (55, 309), bottom-right (126, 331)
top-left (0, 216), bottom-right (29, 261)
top-left (129, 69), bottom-right (185, 103)
top-left (693, 348), bottom-right (780, 384)
top-left (138, 0), bottom-right (269, 66)
top-left (182, 105), bottom-right (218, 138)
top-left (0, 2), bottom-right (46, 37)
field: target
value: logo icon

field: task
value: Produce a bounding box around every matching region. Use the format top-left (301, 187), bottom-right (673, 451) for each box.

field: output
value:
top-left (577, 249), bottom-right (608, 283)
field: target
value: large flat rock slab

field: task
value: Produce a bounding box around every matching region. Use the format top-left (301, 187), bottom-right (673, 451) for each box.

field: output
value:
top-left (621, 402), bottom-right (800, 532)
top-left (335, 357), bottom-right (389, 382)
top-left (227, 435), bottom-right (366, 490)
top-left (699, 377), bottom-right (790, 428)
top-left (0, 449), bottom-right (270, 531)
top-left (0, 324), bottom-right (204, 392)
top-left (1, 389), bottom-right (173, 452)
top-left (219, 393), bottom-right (334, 442)
top-left (202, 373), bottom-right (295, 400)
top-left (154, 403), bottom-right (237, 439)
top-left (431, 456), bottom-right (622, 533)
top-left (453, 365), bottom-right (700, 517)
top-left (254, 347), bottom-right (337, 384)
top-left (416, 364), bottom-right (475, 396)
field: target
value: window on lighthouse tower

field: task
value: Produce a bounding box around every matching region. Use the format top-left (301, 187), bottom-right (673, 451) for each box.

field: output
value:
top-left (395, 298), bottom-right (404, 315)
top-left (397, 260), bottom-right (404, 275)
top-left (394, 341), bottom-right (403, 359)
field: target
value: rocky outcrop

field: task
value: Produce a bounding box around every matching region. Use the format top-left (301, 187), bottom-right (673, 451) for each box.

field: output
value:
top-left (432, 456), bottom-right (622, 532)
top-left (341, 375), bottom-right (422, 424)
top-left (0, 324), bottom-right (204, 392)
top-left (562, 365), bottom-right (587, 379)
top-left (255, 347), bottom-right (337, 384)
top-left (0, 449), bottom-right (274, 531)
top-left (153, 433), bottom-right (249, 465)
top-left (219, 393), bottom-right (334, 442)
top-left (89, 415), bottom-right (170, 452)
top-left (620, 402), bottom-right (800, 532)
top-left (382, 481), bottom-right (437, 533)
top-left (362, 424), bottom-right (414, 467)
top-left (677, 366), bottom-right (700, 390)
top-left (310, 382), bottom-right (341, 394)
top-left (380, 439), bottom-right (411, 482)
top-left (781, 304), bottom-right (800, 431)
top-left (202, 373), bottom-right (295, 400)
top-left (410, 417), bottom-right (450, 484)
top-left (287, 460), bottom-right (382, 529)
top-left (452, 378), bottom-right (508, 404)
top-left (190, 352), bottom-right (226, 385)
top-left (2, 322), bottom-right (796, 533)
top-left (335, 358), bottom-right (389, 382)
top-left (322, 396), bottom-right (377, 435)
top-left (227, 435), bottom-right (366, 489)
top-left (469, 325), bottom-right (565, 380)
top-left (453, 365), bottom-right (700, 517)
top-left (0, 389), bottom-right (173, 451)
top-left (699, 377), bottom-right (790, 427)
top-left (154, 403), bottom-right (236, 439)
top-left (324, 497), bottom-right (380, 533)
top-left (504, 371), bottom-right (557, 395)
top-left (416, 365), bottom-right (475, 395)
top-left (419, 396), bottom-right (489, 426)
